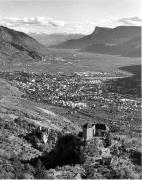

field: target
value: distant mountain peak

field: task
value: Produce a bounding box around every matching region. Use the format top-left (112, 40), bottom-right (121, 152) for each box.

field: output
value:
top-left (93, 26), bottom-right (112, 35)
top-left (54, 25), bottom-right (141, 57)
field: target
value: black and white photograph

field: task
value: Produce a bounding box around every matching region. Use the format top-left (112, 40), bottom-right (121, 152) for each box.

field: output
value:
top-left (0, 0), bottom-right (141, 179)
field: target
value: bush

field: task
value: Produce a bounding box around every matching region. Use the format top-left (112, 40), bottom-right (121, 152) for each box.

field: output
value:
top-left (83, 165), bottom-right (104, 179)
top-left (129, 149), bottom-right (142, 166)
top-left (110, 156), bottom-right (140, 179)
top-left (11, 153), bottom-right (25, 179)
top-left (103, 133), bottom-right (111, 148)
top-left (55, 134), bottom-right (85, 166)
top-left (39, 134), bottom-right (85, 169)
top-left (34, 159), bottom-right (48, 179)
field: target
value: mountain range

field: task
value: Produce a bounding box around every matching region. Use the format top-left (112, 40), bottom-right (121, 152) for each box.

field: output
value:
top-left (54, 26), bottom-right (141, 57)
top-left (0, 26), bottom-right (48, 63)
top-left (0, 25), bottom-right (141, 65)
top-left (84, 36), bottom-right (141, 57)
top-left (29, 33), bottom-right (84, 47)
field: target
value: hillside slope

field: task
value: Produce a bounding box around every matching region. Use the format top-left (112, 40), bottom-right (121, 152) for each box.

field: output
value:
top-left (54, 26), bottom-right (141, 57)
top-left (0, 77), bottom-right (80, 163)
top-left (0, 26), bottom-right (48, 63)
top-left (84, 36), bottom-right (141, 57)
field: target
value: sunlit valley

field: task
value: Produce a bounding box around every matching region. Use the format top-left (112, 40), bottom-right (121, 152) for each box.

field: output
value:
top-left (0, 2), bottom-right (141, 178)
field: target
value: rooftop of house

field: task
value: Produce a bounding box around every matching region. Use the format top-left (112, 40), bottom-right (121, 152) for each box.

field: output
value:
top-left (82, 123), bottom-right (108, 130)
top-left (82, 123), bottom-right (95, 128)
top-left (95, 123), bottom-right (107, 130)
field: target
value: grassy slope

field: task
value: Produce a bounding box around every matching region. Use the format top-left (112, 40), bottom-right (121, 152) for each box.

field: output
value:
top-left (0, 78), bottom-right (80, 163)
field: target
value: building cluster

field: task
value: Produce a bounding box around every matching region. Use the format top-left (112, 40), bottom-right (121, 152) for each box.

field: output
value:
top-left (90, 93), bottom-right (140, 114)
top-left (0, 71), bottom-right (141, 115)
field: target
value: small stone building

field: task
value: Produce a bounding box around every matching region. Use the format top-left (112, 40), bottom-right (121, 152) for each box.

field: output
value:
top-left (82, 123), bottom-right (109, 141)
top-left (82, 123), bottom-right (95, 141)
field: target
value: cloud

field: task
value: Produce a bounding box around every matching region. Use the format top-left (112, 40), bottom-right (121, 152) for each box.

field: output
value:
top-left (112, 16), bottom-right (142, 26)
top-left (0, 16), bottom-right (95, 34)
top-left (0, 16), bottom-right (141, 34)
top-left (0, 17), bottom-right (65, 28)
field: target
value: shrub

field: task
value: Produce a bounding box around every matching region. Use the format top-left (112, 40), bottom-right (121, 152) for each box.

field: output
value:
top-left (103, 133), bottom-right (111, 148)
top-left (83, 165), bottom-right (104, 179)
top-left (129, 149), bottom-right (142, 166)
top-left (54, 134), bottom-right (85, 166)
top-left (110, 156), bottom-right (140, 179)
top-left (34, 159), bottom-right (48, 179)
top-left (11, 153), bottom-right (25, 179)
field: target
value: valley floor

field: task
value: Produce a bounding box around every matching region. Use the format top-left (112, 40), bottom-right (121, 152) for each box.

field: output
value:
top-left (0, 50), bottom-right (141, 179)
top-left (0, 49), bottom-right (141, 74)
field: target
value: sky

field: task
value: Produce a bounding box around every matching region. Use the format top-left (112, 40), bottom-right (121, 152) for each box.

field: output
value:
top-left (0, 0), bottom-right (141, 34)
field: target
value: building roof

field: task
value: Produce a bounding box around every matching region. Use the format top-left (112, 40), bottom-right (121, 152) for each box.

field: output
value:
top-left (82, 123), bottom-right (95, 128)
top-left (95, 123), bottom-right (107, 130)
top-left (82, 123), bottom-right (108, 130)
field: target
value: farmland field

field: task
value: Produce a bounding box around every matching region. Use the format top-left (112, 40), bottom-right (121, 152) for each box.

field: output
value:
top-left (0, 48), bottom-right (141, 75)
